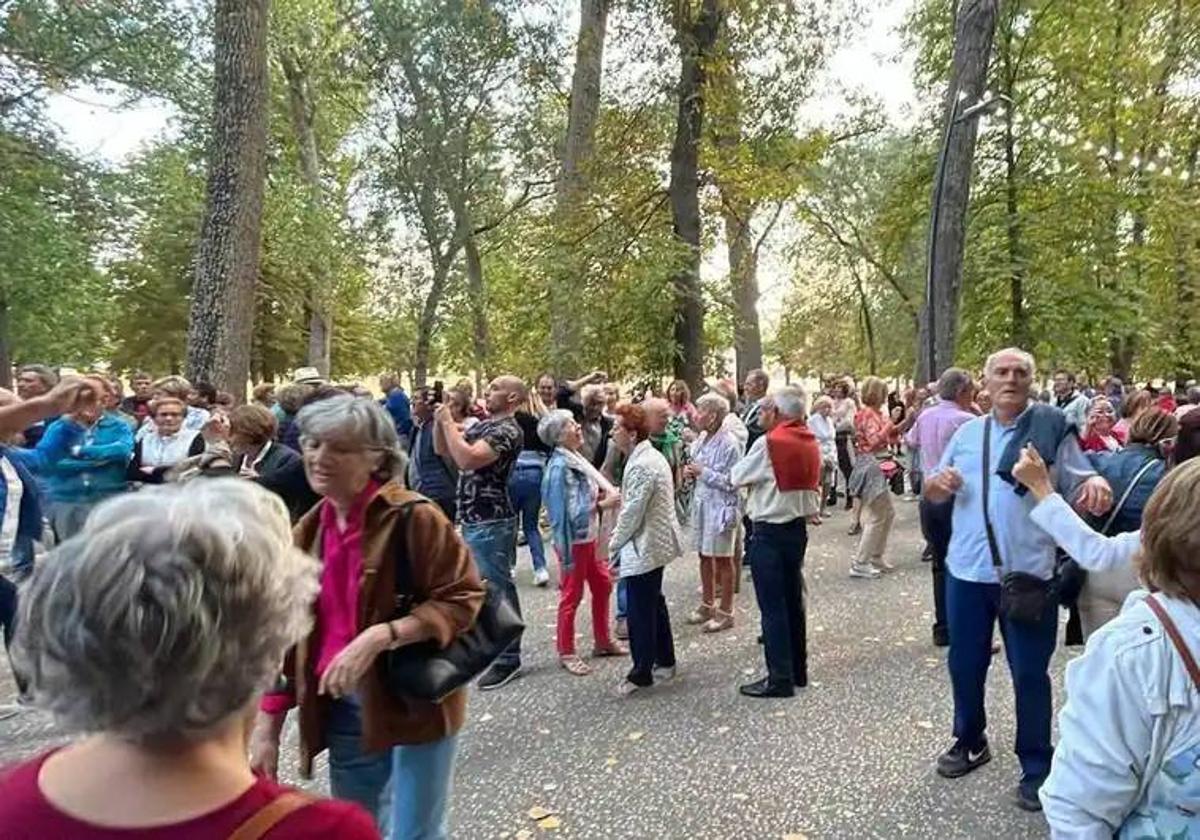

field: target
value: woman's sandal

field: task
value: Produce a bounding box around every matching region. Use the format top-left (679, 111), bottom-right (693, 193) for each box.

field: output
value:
top-left (686, 603), bottom-right (714, 625)
top-left (702, 610), bottom-right (734, 633)
top-left (560, 655), bottom-right (592, 676)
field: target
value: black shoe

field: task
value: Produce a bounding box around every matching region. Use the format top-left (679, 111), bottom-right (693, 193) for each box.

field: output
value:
top-left (739, 677), bottom-right (795, 698)
top-left (932, 626), bottom-right (949, 647)
top-left (756, 634), bottom-right (764, 645)
top-left (478, 661), bottom-right (522, 691)
top-left (844, 498), bottom-right (853, 510)
top-left (1013, 780), bottom-right (1044, 812)
top-left (935, 740), bottom-right (991, 778)
top-left (794, 674), bottom-right (808, 688)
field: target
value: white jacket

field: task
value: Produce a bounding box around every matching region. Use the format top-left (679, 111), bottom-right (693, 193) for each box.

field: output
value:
top-left (608, 441), bottom-right (682, 578)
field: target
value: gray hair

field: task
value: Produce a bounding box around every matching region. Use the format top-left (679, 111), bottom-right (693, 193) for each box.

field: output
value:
top-left (13, 480), bottom-right (319, 743)
top-left (772, 386), bottom-right (807, 420)
top-left (938, 367), bottom-right (974, 401)
top-left (580, 384), bottom-right (606, 406)
top-left (297, 394), bottom-right (407, 481)
top-left (538, 409), bottom-right (576, 447)
top-left (695, 392), bottom-right (730, 421)
top-left (984, 347), bottom-right (1036, 378)
top-left (17, 364), bottom-right (58, 390)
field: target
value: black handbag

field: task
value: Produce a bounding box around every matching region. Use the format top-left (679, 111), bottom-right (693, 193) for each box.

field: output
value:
top-left (983, 418), bottom-right (1057, 625)
top-left (379, 501), bottom-right (524, 704)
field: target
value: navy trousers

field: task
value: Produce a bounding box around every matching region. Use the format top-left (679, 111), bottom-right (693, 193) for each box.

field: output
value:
top-left (946, 573), bottom-right (1057, 782)
top-left (624, 567), bottom-right (675, 686)
top-left (919, 497), bottom-right (954, 637)
top-left (749, 519), bottom-right (809, 686)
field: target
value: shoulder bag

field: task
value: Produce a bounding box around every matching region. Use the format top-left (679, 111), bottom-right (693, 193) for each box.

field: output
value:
top-left (984, 418), bottom-right (1058, 625)
top-left (379, 500), bottom-right (524, 703)
top-left (1144, 595), bottom-right (1200, 691)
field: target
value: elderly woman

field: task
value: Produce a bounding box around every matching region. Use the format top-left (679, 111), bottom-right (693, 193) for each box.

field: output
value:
top-left (1080, 395), bottom-right (1124, 453)
top-left (1009, 454), bottom-right (1200, 833)
top-left (126, 396), bottom-right (205, 485)
top-left (609, 403), bottom-right (682, 696)
top-left (539, 410), bottom-right (625, 676)
top-left (224, 404), bottom-right (319, 522)
top-left (666, 379), bottom-right (697, 429)
top-left (848, 376), bottom-right (899, 579)
top-left (681, 393), bottom-right (742, 633)
top-left (809, 396), bottom-right (838, 517)
top-left (0, 480), bottom-right (378, 837)
top-left (249, 395), bottom-right (483, 840)
top-left (135, 376), bottom-right (210, 441)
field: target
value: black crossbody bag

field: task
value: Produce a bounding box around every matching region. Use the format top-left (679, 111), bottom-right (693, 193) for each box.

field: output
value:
top-left (982, 418), bottom-right (1058, 624)
top-left (378, 500), bottom-right (524, 703)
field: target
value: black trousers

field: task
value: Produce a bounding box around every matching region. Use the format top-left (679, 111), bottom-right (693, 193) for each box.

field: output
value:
top-left (749, 519), bottom-right (809, 686)
top-left (918, 496), bottom-right (954, 636)
top-left (624, 567), bottom-right (676, 686)
top-left (0, 575), bottom-right (26, 695)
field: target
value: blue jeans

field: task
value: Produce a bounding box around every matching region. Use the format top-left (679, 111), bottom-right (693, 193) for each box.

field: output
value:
top-left (616, 577), bottom-right (628, 619)
top-left (748, 519), bottom-right (808, 686)
top-left (461, 518), bottom-right (522, 667)
top-left (326, 697), bottom-right (459, 840)
top-left (946, 573), bottom-right (1057, 782)
top-left (507, 464), bottom-right (546, 573)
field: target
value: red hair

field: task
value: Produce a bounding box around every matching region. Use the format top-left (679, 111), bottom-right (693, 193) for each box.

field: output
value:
top-left (613, 403), bottom-right (650, 442)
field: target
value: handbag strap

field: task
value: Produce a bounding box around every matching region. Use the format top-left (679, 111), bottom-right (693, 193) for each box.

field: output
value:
top-left (1144, 594), bottom-right (1200, 691)
top-left (1099, 457), bottom-right (1158, 536)
top-left (227, 792), bottom-right (311, 840)
top-left (982, 417), bottom-right (1004, 573)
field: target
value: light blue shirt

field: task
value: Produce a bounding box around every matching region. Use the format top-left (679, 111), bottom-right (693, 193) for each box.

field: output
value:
top-left (934, 408), bottom-right (1095, 582)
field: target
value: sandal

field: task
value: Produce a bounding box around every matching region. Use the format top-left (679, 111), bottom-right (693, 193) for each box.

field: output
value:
top-left (592, 642), bottom-right (628, 657)
top-left (560, 655), bottom-right (591, 677)
top-left (686, 603), bottom-right (714, 625)
top-left (702, 610), bottom-right (734, 634)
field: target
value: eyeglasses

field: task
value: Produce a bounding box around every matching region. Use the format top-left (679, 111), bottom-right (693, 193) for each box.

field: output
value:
top-left (156, 412), bottom-right (183, 419)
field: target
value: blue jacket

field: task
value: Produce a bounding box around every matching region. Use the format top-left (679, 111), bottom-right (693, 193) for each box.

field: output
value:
top-left (383, 388), bottom-right (414, 440)
top-left (9, 413), bottom-right (133, 503)
top-left (1087, 444), bottom-right (1166, 535)
top-left (541, 450), bottom-right (597, 567)
top-left (997, 403), bottom-right (1073, 496)
top-left (0, 450), bottom-right (44, 574)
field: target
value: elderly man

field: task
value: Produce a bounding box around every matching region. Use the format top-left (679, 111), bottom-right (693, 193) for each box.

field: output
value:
top-left (15, 364), bottom-right (59, 447)
top-left (578, 384), bottom-right (613, 469)
top-left (740, 369), bottom-right (770, 447)
top-left (1051, 369), bottom-right (1089, 431)
top-left (435, 374), bottom-right (526, 690)
top-left (925, 348), bottom-right (1113, 812)
top-left (731, 387), bottom-right (822, 699)
top-left (906, 367), bottom-right (976, 647)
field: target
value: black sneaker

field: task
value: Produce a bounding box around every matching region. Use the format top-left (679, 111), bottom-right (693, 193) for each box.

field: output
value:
top-left (936, 740), bottom-right (991, 778)
top-left (478, 661), bottom-right (522, 691)
top-left (1013, 779), bottom-right (1044, 812)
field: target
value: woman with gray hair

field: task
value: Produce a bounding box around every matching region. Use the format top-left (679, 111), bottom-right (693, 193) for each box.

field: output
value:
top-left (539, 409), bottom-right (626, 676)
top-left (249, 395), bottom-right (483, 840)
top-left (682, 393), bottom-right (742, 632)
top-left (0, 480), bottom-right (379, 838)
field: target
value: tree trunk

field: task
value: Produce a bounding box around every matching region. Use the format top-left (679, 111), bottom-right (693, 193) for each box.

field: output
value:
top-left (854, 267), bottom-right (878, 375)
top-left (279, 48), bottom-right (333, 378)
top-left (0, 295), bottom-right (10, 390)
top-left (919, 0), bottom-right (998, 379)
top-left (668, 0), bottom-right (723, 392)
top-left (723, 205), bottom-right (762, 383)
top-left (464, 233), bottom-right (489, 382)
top-left (550, 0), bottom-right (610, 375)
top-left (186, 0), bottom-right (270, 399)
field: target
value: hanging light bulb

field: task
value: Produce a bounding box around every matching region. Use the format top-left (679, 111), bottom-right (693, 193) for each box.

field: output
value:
top-left (958, 89), bottom-right (969, 102)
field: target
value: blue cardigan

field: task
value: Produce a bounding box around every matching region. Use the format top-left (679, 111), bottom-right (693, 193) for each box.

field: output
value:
top-left (9, 413), bottom-right (133, 504)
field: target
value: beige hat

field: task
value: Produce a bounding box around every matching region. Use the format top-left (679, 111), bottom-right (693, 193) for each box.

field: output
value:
top-left (293, 366), bottom-right (324, 385)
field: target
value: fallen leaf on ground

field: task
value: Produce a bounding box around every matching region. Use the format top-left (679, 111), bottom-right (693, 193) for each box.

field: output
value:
top-left (542, 783), bottom-right (558, 792)
top-left (527, 806), bottom-right (555, 821)
top-left (537, 816), bottom-right (562, 831)
top-left (782, 833), bottom-right (809, 840)
top-left (731, 793), bottom-right (749, 801)
top-left (480, 713), bottom-right (494, 723)
top-left (537, 728), bottom-right (550, 735)
top-left (604, 756), bottom-right (618, 767)
top-left (916, 720), bottom-right (934, 730)
top-left (627, 731), bottom-right (644, 741)
top-left (716, 725), bottom-right (731, 734)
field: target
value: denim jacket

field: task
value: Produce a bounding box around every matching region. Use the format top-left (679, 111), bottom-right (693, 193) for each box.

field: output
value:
top-left (541, 450), bottom-right (596, 567)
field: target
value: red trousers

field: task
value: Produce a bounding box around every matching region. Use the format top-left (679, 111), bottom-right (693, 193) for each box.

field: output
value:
top-left (556, 540), bottom-right (614, 656)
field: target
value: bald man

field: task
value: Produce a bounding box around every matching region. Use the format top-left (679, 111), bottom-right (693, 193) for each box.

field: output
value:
top-left (435, 374), bottom-right (527, 690)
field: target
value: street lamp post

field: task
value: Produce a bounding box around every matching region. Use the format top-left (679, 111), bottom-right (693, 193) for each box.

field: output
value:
top-left (924, 89), bottom-right (1012, 380)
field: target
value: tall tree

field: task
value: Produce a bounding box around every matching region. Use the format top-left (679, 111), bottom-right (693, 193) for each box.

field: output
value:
top-left (549, 0), bottom-right (610, 375)
top-left (919, 0), bottom-right (999, 379)
top-left (668, 0), bottom-right (724, 391)
top-left (186, 0), bottom-right (271, 397)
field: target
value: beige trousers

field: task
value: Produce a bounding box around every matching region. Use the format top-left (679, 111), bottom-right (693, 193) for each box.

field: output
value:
top-left (854, 492), bottom-right (895, 567)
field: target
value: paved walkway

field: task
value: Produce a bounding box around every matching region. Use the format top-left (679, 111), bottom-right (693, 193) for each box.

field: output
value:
top-left (0, 500), bottom-right (1066, 838)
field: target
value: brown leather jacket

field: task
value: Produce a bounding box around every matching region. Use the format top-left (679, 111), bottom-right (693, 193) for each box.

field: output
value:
top-left (285, 481), bottom-right (483, 778)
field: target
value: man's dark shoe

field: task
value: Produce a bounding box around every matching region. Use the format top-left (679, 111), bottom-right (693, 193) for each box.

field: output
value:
top-left (1013, 780), bottom-right (1044, 812)
top-left (478, 661), bottom-right (522, 691)
top-left (932, 626), bottom-right (950, 647)
top-left (739, 677), bottom-right (795, 698)
top-left (935, 740), bottom-right (991, 778)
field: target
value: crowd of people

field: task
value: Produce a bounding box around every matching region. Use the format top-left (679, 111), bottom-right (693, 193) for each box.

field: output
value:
top-left (0, 354), bottom-right (1196, 838)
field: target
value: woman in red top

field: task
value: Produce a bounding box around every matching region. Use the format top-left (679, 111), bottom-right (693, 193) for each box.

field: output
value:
top-left (0, 479), bottom-right (377, 840)
top-left (1079, 395), bottom-right (1124, 453)
top-left (847, 376), bottom-right (900, 579)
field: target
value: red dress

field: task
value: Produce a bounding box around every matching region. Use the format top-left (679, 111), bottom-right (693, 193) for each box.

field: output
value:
top-left (0, 751), bottom-right (379, 840)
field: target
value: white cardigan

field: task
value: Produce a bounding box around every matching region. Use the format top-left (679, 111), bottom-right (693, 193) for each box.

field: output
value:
top-left (608, 441), bottom-right (682, 578)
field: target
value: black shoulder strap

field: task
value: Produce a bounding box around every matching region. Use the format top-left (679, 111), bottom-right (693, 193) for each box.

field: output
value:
top-left (982, 417), bottom-right (1004, 573)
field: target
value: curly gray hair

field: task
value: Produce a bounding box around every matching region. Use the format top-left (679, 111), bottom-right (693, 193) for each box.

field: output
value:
top-left (297, 394), bottom-right (407, 482)
top-left (538, 409), bottom-right (576, 447)
top-left (13, 480), bottom-right (319, 742)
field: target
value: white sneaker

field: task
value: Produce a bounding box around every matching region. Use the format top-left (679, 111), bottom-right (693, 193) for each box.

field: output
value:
top-left (533, 568), bottom-right (550, 587)
top-left (849, 563), bottom-right (882, 579)
top-left (653, 665), bottom-right (677, 682)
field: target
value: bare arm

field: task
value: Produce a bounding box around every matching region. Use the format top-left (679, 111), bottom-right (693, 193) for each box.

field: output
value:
top-left (436, 406), bottom-right (501, 471)
top-left (0, 378), bottom-right (97, 437)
